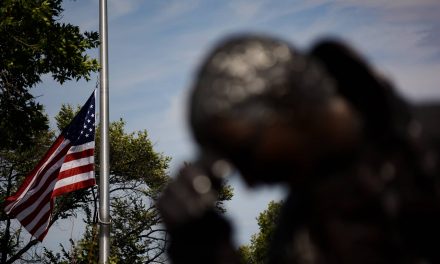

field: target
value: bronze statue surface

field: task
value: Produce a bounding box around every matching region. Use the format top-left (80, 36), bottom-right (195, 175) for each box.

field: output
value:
top-left (158, 34), bottom-right (440, 264)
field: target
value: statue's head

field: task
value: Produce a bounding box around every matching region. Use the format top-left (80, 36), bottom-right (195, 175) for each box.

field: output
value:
top-left (189, 35), bottom-right (363, 186)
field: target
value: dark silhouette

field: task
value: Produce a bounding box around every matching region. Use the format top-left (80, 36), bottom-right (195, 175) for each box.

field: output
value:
top-left (157, 34), bottom-right (440, 263)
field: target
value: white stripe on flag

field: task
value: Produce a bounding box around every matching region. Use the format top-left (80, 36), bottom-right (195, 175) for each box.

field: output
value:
top-left (4, 91), bottom-right (96, 241)
top-left (60, 156), bottom-right (94, 172)
top-left (15, 179), bottom-right (57, 221)
top-left (33, 216), bottom-right (51, 240)
top-left (21, 202), bottom-right (51, 232)
top-left (4, 140), bottom-right (70, 213)
top-left (68, 142), bottom-right (95, 154)
top-left (5, 154), bottom-right (65, 215)
top-left (54, 171), bottom-right (95, 190)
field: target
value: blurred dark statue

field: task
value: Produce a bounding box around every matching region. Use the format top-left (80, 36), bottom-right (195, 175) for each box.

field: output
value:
top-left (157, 34), bottom-right (440, 264)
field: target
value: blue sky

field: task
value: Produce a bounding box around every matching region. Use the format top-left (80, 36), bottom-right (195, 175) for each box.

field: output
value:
top-left (34, 0), bottom-right (440, 251)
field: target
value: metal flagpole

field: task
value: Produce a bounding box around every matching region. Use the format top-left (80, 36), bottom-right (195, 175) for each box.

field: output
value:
top-left (99, 0), bottom-right (111, 263)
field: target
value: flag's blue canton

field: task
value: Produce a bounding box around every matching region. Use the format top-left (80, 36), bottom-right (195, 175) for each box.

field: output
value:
top-left (63, 92), bottom-right (95, 146)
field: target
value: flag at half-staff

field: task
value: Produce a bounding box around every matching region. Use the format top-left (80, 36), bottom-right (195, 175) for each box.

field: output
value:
top-left (4, 90), bottom-right (97, 241)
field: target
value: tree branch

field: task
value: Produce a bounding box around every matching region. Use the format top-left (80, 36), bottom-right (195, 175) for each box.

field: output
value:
top-left (6, 239), bottom-right (39, 264)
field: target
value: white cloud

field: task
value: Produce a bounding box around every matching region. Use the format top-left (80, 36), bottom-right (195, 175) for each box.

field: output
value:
top-left (122, 87), bottom-right (196, 171)
top-left (227, 0), bottom-right (267, 21)
top-left (331, 0), bottom-right (440, 41)
top-left (384, 62), bottom-right (440, 102)
top-left (61, 0), bottom-right (146, 32)
top-left (335, 0), bottom-right (439, 9)
top-left (110, 62), bottom-right (172, 93)
top-left (108, 0), bottom-right (144, 18)
top-left (154, 0), bottom-right (200, 23)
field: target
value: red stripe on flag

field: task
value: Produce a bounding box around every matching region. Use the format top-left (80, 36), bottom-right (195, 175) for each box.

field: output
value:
top-left (63, 148), bottom-right (94, 163)
top-left (8, 170), bottom-right (59, 217)
top-left (27, 143), bottom-right (72, 194)
top-left (19, 193), bottom-right (52, 227)
top-left (4, 91), bottom-right (96, 241)
top-left (58, 164), bottom-right (94, 180)
top-left (6, 141), bottom-right (71, 213)
top-left (29, 207), bottom-right (52, 239)
top-left (52, 178), bottom-right (96, 198)
top-left (4, 137), bottom-right (66, 206)
top-left (37, 228), bottom-right (50, 242)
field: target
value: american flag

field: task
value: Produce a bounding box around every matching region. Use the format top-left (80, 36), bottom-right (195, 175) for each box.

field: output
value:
top-left (4, 91), bottom-right (97, 241)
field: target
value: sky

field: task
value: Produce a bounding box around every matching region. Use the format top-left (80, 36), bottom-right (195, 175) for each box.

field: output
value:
top-left (33, 0), bottom-right (440, 252)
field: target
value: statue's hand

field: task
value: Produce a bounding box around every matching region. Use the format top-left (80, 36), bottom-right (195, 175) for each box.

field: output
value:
top-left (157, 164), bottom-right (219, 229)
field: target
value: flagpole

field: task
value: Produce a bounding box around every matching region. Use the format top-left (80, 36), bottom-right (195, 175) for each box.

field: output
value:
top-left (99, 0), bottom-right (111, 263)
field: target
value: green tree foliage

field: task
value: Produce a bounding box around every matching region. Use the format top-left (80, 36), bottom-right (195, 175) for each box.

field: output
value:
top-left (0, 124), bottom-right (54, 263)
top-left (0, 106), bottom-right (96, 263)
top-left (180, 161), bottom-right (234, 214)
top-left (216, 181), bottom-right (234, 213)
top-left (43, 105), bottom-right (234, 263)
top-left (0, 0), bottom-right (99, 149)
top-left (0, 1), bottom-right (99, 261)
top-left (0, 1), bottom-right (99, 262)
top-left (239, 200), bottom-right (283, 264)
top-left (43, 105), bottom-right (172, 263)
